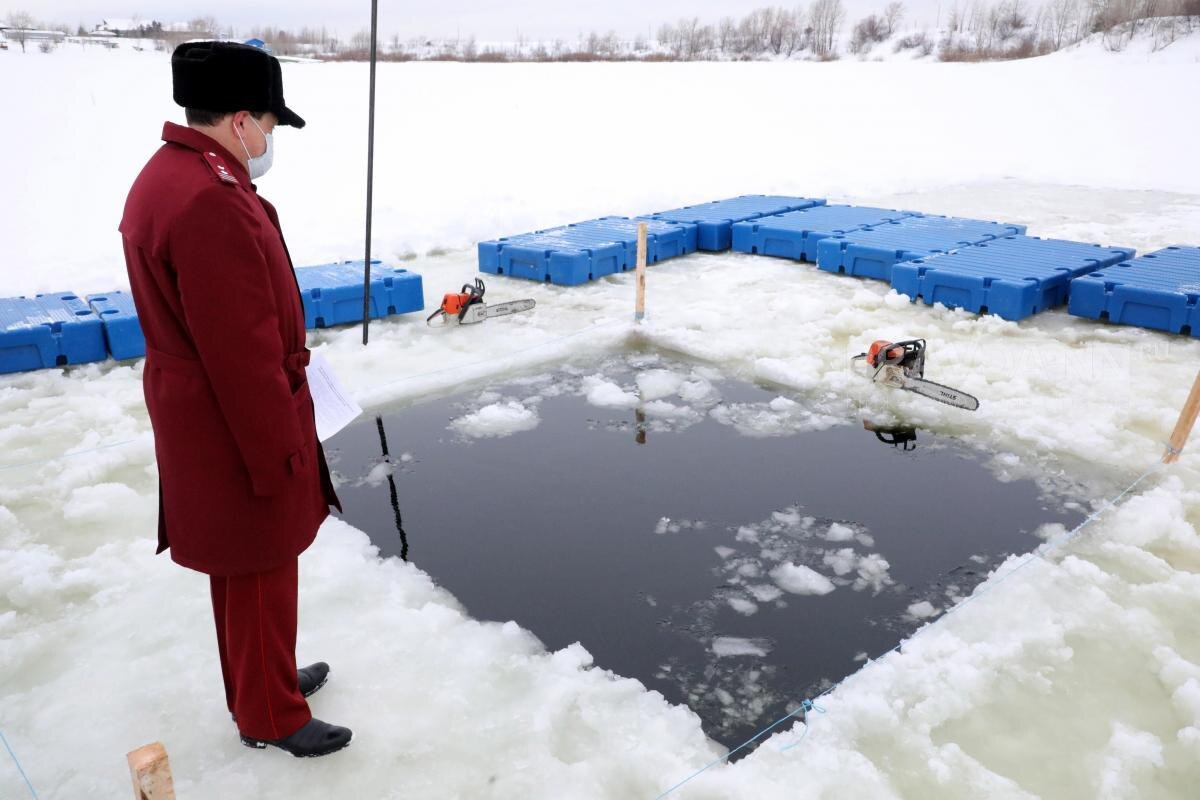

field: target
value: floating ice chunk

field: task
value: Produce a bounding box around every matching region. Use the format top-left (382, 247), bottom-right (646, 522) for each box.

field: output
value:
top-left (727, 597), bottom-right (759, 616)
top-left (824, 523), bottom-right (857, 542)
top-left (906, 600), bottom-right (940, 620)
top-left (769, 396), bottom-right (798, 412)
top-left (655, 517), bottom-right (705, 535)
top-left (714, 546), bottom-right (737, 559)
top-left (735, 525), bottom-right (760, 544)
top-left (581, 375), bottom-right (640, 409)
top-left (642, 400), bottom-right (702, 422)
top-left (770, 562), bottom-right (836, 595)
top-left (772, 508), bottom-right (802, 527)
top-left (635, 369), bottom-right (686, 401)
top-left (853, 553), bottom-right (894, 593)
top-left (711, 637), bottom-right (771, 658)
top-left (362, 460), bottom-right (395, 487)
top-left (678, 378), bottom-right (716, 404)
top-left (449, 401), bottom-right (539, 438)
top-left (823, 548), bottom-right (858, 576)
top-left (747, 584), bottom-right (784, 603)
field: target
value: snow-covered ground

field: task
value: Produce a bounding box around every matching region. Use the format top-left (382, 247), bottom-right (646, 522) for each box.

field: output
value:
top-left (1, 36), bottom-right (1199, 799)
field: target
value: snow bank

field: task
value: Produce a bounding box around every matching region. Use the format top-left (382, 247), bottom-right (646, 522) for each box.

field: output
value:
top-left (1, 44), bottom-right (1199, 799)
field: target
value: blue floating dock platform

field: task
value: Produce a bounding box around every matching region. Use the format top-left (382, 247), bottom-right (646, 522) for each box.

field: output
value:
top-left (478, 217), bottom-right (698, 286)
top-left (815, 215), bottom-right (1028, 281)
top-left (0, 292), bottom-right (107, 374)
top-left (1067, 245), bottom-right (1200, 336)
top-left (295, 260), bottom-right (425, 329)
top-left (892, 235), bottom-right (1136, 321)
top-left (647, 195), bottom-right (826, 252)
top-left (86, 290), bottom-right (145, 361)
top-left (731, 205), bottom-right (921, 262)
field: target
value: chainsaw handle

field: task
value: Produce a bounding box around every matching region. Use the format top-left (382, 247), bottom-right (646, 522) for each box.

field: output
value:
top-left (460, 278), bottom-right (486, 300)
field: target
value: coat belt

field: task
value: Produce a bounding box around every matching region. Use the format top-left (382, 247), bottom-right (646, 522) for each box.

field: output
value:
top-left (146, 345), bottom-right (311, 377)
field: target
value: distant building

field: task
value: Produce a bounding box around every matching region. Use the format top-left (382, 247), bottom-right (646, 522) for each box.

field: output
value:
top-left (95, 19), bottom-right (142, 37)
top-left (0, 28), bottom-right (67, 43)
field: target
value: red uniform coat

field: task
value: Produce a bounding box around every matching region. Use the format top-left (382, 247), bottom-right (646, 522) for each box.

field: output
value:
top-left (120, 122), bottom-right (341, 576)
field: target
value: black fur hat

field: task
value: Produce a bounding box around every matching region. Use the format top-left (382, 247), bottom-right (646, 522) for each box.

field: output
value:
top-left (171, 41), bottom-right (305, 128)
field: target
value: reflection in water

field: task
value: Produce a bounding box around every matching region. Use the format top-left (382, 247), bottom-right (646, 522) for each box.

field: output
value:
top-left (374, 415), bottom-right (410, 562)
top-left (863, 420), bottom-right (918, 451)
top-left (635, 407), bottom-right (647, 445)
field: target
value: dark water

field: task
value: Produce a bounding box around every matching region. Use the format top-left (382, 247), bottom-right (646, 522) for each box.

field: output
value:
top-left (322, 354), bottom-right (1082, 750)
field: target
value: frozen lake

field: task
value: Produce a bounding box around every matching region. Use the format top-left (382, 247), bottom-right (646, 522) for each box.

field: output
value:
top-left (3, 40), bottom-right (1198, 798)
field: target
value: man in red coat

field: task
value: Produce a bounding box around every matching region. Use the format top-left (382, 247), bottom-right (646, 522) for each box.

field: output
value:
top-left (119, 41), bottom-right (352, 757)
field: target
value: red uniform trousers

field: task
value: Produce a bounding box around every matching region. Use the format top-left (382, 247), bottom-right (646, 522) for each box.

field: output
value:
top-left (209, 556), bottom-right (312, 740)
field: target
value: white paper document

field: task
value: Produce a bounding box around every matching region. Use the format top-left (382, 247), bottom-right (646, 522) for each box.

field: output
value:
top-left (305, 352), bottom-right (362, 442)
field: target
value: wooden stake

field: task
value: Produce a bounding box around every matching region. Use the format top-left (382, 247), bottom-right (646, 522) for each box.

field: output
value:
top-left (127, 742), bottom-right (176, 800)
top-left (635, 222), bottom-right (647, 322)
top-left (1164, 368), bottom-right (1200, 464)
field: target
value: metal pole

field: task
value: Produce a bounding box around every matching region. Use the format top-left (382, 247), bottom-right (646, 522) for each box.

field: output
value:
top-left (361, 0), bottom-right (379, 345)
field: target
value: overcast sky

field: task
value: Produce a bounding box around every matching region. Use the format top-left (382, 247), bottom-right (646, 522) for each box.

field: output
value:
top-left (8, 0), bottom-right (950, 40)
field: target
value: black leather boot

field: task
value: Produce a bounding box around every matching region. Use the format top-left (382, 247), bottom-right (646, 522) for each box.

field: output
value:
top-left (231, 662), bottom-right (331, 722)
top-left (240, 718), bottom-right (353, 757)
top-left (298, 662), bottom-right (330, 698)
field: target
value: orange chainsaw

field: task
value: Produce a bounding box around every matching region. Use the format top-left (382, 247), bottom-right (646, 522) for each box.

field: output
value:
top-left (426, 279), bottom-right (535, 327)
top-left (852, 339), bottom-right (979, 411)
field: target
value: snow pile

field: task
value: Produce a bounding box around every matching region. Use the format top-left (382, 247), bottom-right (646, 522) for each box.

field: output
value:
top-left (1, 45), bottom-right (1199, 800)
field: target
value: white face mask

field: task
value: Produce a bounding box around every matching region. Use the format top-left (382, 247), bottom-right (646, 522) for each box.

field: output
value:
top-left (235, 115), bottom-right (274, 179)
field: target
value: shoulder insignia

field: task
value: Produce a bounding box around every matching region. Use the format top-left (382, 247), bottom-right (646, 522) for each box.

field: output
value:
top-left (202, 151), bottom-right (241, 186)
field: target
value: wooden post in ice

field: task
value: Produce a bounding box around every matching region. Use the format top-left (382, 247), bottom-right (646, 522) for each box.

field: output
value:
top-left (1164, 368), bottom-right (1200, 464)
top-left (635, 222), bottom-right (648, 322)
top-left (127, 742), bottom-right (176, 800)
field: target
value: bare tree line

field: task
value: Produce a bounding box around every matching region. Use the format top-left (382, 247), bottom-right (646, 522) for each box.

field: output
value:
top-left (938, 0), bottom-right (1200, 59)
top-left (6, 0), bottom-right (1199, 62)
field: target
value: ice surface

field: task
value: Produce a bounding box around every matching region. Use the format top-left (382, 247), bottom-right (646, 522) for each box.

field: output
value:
top-left (1, 40), bottom-right (1199, 800)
